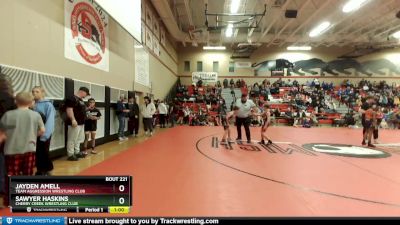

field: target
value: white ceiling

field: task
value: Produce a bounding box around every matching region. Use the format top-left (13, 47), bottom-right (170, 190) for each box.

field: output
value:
top-left (166, 0), bottom-right (400, 48)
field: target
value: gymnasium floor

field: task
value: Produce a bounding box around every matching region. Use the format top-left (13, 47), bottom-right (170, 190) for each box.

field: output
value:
top-left (1, 126), bottom-right (400, 216)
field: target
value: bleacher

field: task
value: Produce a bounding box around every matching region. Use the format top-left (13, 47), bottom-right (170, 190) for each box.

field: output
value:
top-left (177, 84), bottom-right (345, 126)
top-left (241, 85), bottom-right (343, 125)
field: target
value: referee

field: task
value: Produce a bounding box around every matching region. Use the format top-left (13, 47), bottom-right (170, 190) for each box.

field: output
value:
top-left (235, 93), bottom-right (257, 143)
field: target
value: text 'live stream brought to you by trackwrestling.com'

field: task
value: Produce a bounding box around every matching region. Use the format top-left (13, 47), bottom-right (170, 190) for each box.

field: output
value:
top-left (1, 217), bottom-right (223, 225)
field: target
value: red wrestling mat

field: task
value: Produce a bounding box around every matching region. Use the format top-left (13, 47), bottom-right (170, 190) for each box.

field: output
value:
top-left (1, 126), bottom-right (400, 216)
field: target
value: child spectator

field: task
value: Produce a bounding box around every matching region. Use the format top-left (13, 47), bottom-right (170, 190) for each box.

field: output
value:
top-left (1, 92), bottom-right (45, 177)
top-left (32, 86), bottom-right (55, 176)
top-left (0, 92), bottom-right (45, 175)
top-left (83, 98), bottom-right (101, 154)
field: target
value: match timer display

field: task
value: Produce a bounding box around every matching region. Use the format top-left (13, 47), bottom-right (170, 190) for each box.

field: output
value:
top-left (9, 176), bottom-right (132, 213)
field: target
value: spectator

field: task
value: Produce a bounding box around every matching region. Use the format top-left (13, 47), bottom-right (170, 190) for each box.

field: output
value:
top-left (158, 100), bottom-right (168, 128)
top-left (394, 95), bottom-right (400, 106)
top-left (116, 95), bottom-right (130, 141)
top-left (230, 79), bottom-right (235, 88)
top-left (236, 79), bottom-right (241, 88)
top-left (142, 96), bottom-right (156, 136)
top-left (153, 99), bottom-right (160, 127)
top-left (169, 101), bottom-right (178, 128)
top-left (176, 105), bottom-right (185, 125)
top-left (302, 117), bottom-right (312, 128)
top-left (183, 106), bottom-right (191, 124)
top-left (65, 87), bottom-right (89, 161)
top-left (197, 79), bottom-right (203, 87)
top-left (314, 78), bottom-right (320, 89)
top-left (310, 112), bottom-right (319, 126)
top-left (83, 98), bottom-right (101, 155)
top-left (223, 79), bottom-right (229, 88)
top-left (216, 82), bottom-right (223, 95)
top-left (0, 73), bottom-right (16, 202)
top-left (287, 79), bottom-right (293, 87)
top-left (32, 86), bottom-right (55, 175)
top-left (0, 92), bottom-right (45, 206)
top-left (3, 93), bottom-right (44, 162)
top-left (252, 83), bottom-right (260, 97)
top-left (128, 97), bottom-right (140, 137)
top-left (293, 79), bottom-right (299, 87)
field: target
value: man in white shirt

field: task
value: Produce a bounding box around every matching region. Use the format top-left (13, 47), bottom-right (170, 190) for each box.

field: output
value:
top-left (235, 94), bottom-right (257, 143)
top-left (314, 78), bottom-right (320, 89)
top-left (142, 96), bottom-right (156, 136)
top-left (158, 100), bottom-right (168, 128)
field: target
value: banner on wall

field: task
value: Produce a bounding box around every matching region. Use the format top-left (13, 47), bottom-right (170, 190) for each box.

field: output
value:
top-left (192, 72), bottom-right (218, 83)
top-left (145, 4), bottom-right (153, 28)
top-left (153, 19), bottom-right (160, 40)
top-left (64, 0), bottom-right (109, 71)
top-left (135, 42), bottom-right (150, 87)
top-left (145, 28), bottom-right (153, 50)
top-left (141, 21), bottom-right (146, 45)
top-left (153, 35), bottom-right (160, 57)
top-left (160, 26), bottom-right (166, 47)
top-left (235, 62), bottom-right (252, 68)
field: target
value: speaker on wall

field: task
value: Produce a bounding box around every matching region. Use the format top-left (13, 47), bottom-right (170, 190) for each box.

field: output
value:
top-left (285, 10), bottom-right (297, 18)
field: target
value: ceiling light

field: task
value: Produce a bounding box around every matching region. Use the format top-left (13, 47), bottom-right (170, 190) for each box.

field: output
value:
top-left (309, 21), bottom-right (331, 37)
top-left (203, 46), bottom-right (226, 50)
top-left (393, 30), bottom-right (400, 39)
top-left (230, 0), bottom-right (241, 13)
top-left (287, 46), bottom-right (312, 51)
top-left (342, 0), bottom-right (369, 13)
top-left (225, 23), bottom-right (233, 38)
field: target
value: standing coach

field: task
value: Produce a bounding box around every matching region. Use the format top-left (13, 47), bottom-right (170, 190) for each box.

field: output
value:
top-left (235, 93), bottom-right (257, 143)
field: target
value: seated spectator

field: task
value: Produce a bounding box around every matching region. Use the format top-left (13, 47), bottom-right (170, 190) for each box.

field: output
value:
top-left (287, 79), bottom-right (293, 87)
top-left (183, 106), bottom-right (190, 124)
top-left (236, 79), bottom-right (241, 88)
top-left (241, 79), bottom-right (246, 88)
top-left (310, 112), bottom-right (319, 126)
top-left (230, 79), bottom-right (235, 88)
top-left (394, 95), bottom-right (400, 106)
top-left (223, 79), bottom-right (229, 88)
top-left (302, 117), bottom-right (312, 128)
top-left (197, 79), bottom-right (203, 87)
top-left (176, 106), bottom-right (184, 125)
top-left (344, 111), bottom-right (356, 126)
top-left (272, 108), bottom-right (281, 118)
top-left (196, 94), bottom-right (204, 103)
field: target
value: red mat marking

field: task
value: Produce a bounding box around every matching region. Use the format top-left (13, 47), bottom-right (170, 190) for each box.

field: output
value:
top-left (2, 127), bottom-right (400, 216)
top-left (197, 133), bottom-right (400, 207)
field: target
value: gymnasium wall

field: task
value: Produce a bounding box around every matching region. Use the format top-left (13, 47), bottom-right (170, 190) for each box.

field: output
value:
top-left (178, 45), bottom-right (400, 86)
top-left (0, 0), bottom-right (178, 100)
top-left (0, 0), bottom-right (178, 158)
